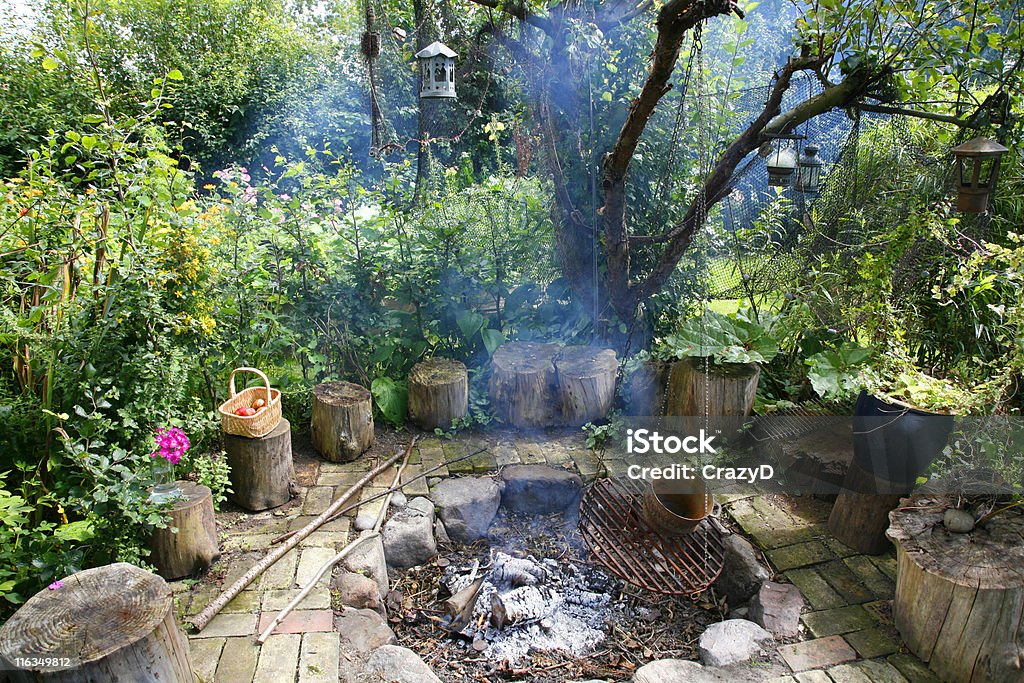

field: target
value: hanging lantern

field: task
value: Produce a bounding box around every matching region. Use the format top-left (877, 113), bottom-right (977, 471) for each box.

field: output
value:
top-left (415, 41), bottom-right (457, 100)
top-left (795, 144), bottom-right (824, 194)
top-left (766, 143), bottom-right (798, 187)
top-left (950, 137), bottom-right (1008, 213)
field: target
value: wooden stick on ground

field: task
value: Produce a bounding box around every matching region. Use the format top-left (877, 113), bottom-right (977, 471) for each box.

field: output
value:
top-left (269, 445), bottom-right (489, 545)
top-left (188, 447), bottom-right (406, 632)
top-left (256, 443), bottom-right (414, 643)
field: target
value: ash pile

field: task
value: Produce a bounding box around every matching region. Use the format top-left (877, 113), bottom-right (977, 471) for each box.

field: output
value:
top-left (439, 551), bottom-right (618, 663)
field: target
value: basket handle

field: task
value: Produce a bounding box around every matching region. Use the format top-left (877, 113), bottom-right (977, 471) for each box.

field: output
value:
top-left (228, 367), bottom-right (272, 401)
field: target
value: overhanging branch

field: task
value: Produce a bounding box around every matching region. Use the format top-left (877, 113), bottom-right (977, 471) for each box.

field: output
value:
top-left (856, 103), bottom-right (980, 128)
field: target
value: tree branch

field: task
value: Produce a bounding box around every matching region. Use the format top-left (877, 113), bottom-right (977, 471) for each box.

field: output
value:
top-left (602, 0), bottom-right (739, 300)
top-left (466, 0), bottom-right (556, 35)
top-left (856, 103), bottom-right (980, 128)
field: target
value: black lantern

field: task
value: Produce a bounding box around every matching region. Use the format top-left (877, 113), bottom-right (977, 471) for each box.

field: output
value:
top-left (796, 144), bottom-right (823, 194)
top-left (950, 137), bottom-right (1009, 213)
top-left (415, 41), bottom-right (457, 100)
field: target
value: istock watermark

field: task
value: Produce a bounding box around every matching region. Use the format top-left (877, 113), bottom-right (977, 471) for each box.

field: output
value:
top-left (625, 428), bottom-right (718, 455)
top-left (625, 462), bottom-right (775, 484)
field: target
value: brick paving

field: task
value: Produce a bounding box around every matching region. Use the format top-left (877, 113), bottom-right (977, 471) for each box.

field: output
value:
top-left (172, 429), bottom-right (936, 682)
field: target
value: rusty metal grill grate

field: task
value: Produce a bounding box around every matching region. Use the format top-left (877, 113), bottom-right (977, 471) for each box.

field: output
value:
top-left (578, 478), bottom-right (725, 597)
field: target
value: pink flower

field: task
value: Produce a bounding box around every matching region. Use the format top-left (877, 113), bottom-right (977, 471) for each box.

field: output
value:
top-left (48, 580), bottom-right (64, 590)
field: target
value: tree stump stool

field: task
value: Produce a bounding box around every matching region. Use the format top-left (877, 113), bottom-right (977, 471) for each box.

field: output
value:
top-left (828, 460), bottom-right (905, 554)
top-left (0, 562), bottom-right (193, 682)
top-left (489, 342), bottom-right (562, 428)
top-left (888, 496), bottom-right (1024, 682)
top-left (408, 358), bottom-right (468, 431)
top-left (664, 358), bottom-right (759, 440)
top-left (149, 482), bottom-right (220, 580)
top-left (553, 346), bottom-right (618, 426)
top-left (311, 381), bottom-right (374, 462)
top-left (224, 417), bottom-right (295, 511)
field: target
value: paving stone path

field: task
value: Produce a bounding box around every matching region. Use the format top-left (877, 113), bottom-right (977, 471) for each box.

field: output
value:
top-left (174, 429), bottom-right (936, 682)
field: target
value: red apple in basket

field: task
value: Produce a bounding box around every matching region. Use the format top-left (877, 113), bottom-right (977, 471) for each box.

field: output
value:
top-left (235, 406), bottom-right (257, 417)
top-left (252, 398), bottom-right (267, 410)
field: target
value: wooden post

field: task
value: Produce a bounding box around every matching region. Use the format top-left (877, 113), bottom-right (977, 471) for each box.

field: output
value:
top-left (888, 497), bottom-right (1024, 682)
top-left (149, 482), bottom-right (221, 580)
top-left (407, 358), bottom-right (468, 431)
top-left (489, 342), bottom-right (562, 428)
top-left (0, 563), bottom-right (193, 682)
top-left (553, 346), bottom-right (618, 426)
top-left (311, 381), bottom-right (374, 462)
top-left (224, 417), bottom-right (295, 511)
top-left (828, 461), bottom-right (905, 555)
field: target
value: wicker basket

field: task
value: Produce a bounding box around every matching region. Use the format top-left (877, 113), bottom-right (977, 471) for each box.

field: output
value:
top-left (218, 367), bottom-right (282, 438)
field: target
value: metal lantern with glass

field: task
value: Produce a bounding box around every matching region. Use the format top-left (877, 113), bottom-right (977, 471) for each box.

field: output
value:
top-left (796, 144), bottom-right (824, 194)
top-left (765, 133), bottom-right (801, 187)
top-left (415, 41), bottom-right (457, 100)
top-left (950, 137), bottom-right (1009, 214)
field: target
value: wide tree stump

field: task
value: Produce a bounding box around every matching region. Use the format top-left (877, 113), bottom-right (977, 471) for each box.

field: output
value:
top-left (408, 358), bottom-right (468, 431)
top-left (489, 342), bottom-right (562, 428)
top-left (311, 381), bottom-right (374, 462)
top-left (553, 346), bottom-right (618, 426)
top-left (0, 563), bottom-right (193, 682)
top-left (888, 497), bottom-right (1024, 682)
top-left (224, 417), bottom-right (295, 511)
top-left (664, 357), bottom-right (759, 442)
top-left (828, 460), bottom-right (905, 555)
top-left (149, 481), bottom-right (220, 580)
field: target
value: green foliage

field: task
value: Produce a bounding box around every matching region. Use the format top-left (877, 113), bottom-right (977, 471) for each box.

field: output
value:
top-left (805, 343), bottom-right (872, 402)
top-left (654, 308), bottom-right (780, 365)
top-left (371, 377), bottom-right (408, 428)
top-left (583, 411), bottom-right (624, 451)
top-left (187, 452), bottom-right (232, 510)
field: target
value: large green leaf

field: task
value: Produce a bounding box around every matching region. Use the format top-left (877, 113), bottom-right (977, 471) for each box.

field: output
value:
top-left (455, 309), bottom-right (486, 342)
top-left (481, 328), bottom-right (506, 357)
top-left (657, 310), bottom-right (780, 364)
top-left (371, 377), bottom-right (407, 427)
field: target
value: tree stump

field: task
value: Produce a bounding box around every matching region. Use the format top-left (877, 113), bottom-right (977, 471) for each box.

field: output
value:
top-left (888, 496), bottom-right (1024, 682)
top-left (407, 358), bottom-right (468, 431)
top-left (149, 481), bottom-right (221, 580)
top-left (311, 381), bottom-right (374, 462)
top-left (625, 358), bottom-right (671, 416)
top-left (0, 563), bottom-right (193, 682)
top-left (553, 346), bottom-right (618, 426)
top-left (664, 357), bottom-right (759, 440)
top-left (489, 342), bottom-right (562, 428)
top-left (224, 417), bottom-right (295, 511)
top-left (828, 460), bottom-right (906, 555)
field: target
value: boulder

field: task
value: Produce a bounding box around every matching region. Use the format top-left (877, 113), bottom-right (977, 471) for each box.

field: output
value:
top-left (500, 465), bottom-right (583, 514)
top-left (343, 532), bottom-right (389, 598)
top-left (333, 571), bottom-right (382, 612)
top-left (748, 581), bottom-right (804, 637)
top-left (361, 645), bottom-right (442, 683)
top-left (383, 497), bottom-right (437, 568)
top-left (633, 660), bottom-right (786, 683)
top-left (335, 608), bottom-right (396, 681)
top-left (431, 477), bottom-right (501, 544)
top-left (713, 534), bottom-right (770, 606)
top-left (698, 619), bottom-right (773, 667)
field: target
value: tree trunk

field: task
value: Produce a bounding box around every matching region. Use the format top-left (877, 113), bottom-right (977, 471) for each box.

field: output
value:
top-left (408, 358), bottom-right (468, 431)
top-left (489, 342), bottom-right (562, 428)
top-left (149, 481), bottom-right (221, 580)
top-left (553, 346), bottom-right (618, 425)
top-left (626, 358), bottom-right (671, 416)
top-left (0, 563), bottom-right (193, 682)
top-left (888, 497), bottom-right (1024, 682)
top-left (224, 417), bottom-right (295, 511)
top-left (311, 381), bottom-right (374, 462)
top-left (828, 461), bottom-right (905, 555)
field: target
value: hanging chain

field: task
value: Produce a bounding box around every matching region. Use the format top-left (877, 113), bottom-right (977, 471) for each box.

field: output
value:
top-left (656, 22), bottom-right (704, 206)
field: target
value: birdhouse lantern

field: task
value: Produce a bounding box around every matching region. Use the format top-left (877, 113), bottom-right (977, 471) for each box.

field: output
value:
top-left (796, 144), bottom-right (824, 194)
top-left (767, 143), bottom-right (798, 187)
top-left (415, 41), bottom-right (457, 100)
top-left (950, 137), bottom-right (1008, 213)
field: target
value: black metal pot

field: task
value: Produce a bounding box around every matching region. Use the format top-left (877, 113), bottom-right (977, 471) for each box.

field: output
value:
top-left (851, 390), bottom-right (955, 490)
